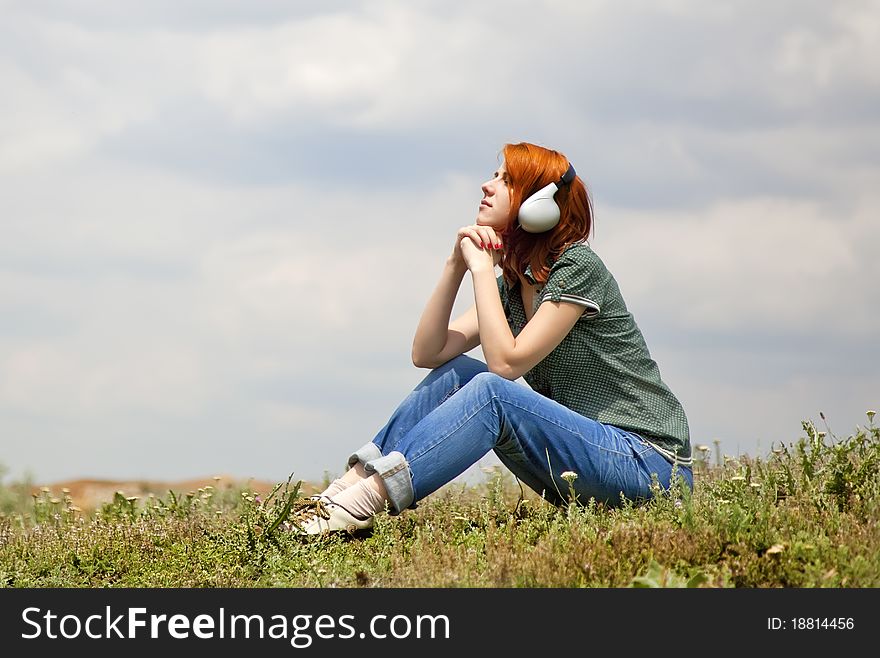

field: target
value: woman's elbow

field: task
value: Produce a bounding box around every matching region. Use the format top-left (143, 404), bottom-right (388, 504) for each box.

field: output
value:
top-left (411, 350), bottom-right (439, 369)
top-left (487, 361), bottom-right (520, 381)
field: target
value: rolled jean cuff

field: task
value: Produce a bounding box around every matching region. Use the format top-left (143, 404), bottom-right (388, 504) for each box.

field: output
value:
top-left (347, 442), bottom-right (383, 470)
top-left (347, 443), bottom-right (414, 515)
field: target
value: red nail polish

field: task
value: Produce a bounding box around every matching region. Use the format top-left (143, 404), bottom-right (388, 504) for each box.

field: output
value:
top-left (480, 242), bottom-right (484, 248)
top-left (495, 243), bottom-right (502, 249)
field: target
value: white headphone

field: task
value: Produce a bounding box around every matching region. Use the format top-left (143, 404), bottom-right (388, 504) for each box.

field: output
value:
top-left (517, 163), bottom-right (577, 233)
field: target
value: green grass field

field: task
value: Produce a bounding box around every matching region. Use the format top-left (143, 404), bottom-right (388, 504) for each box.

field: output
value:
top-left (1, 412), bottom-right (878, 588)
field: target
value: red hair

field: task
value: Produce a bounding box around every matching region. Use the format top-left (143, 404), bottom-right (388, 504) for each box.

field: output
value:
top-left (498, 142), bottom-right (593, 286)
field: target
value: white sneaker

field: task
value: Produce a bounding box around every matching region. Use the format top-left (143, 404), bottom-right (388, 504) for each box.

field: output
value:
top-left (290, 497), bottom-right (374, 537)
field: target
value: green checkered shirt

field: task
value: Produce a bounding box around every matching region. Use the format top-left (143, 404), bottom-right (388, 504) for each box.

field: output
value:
top-left (497, 242), bottom-right (691, 462)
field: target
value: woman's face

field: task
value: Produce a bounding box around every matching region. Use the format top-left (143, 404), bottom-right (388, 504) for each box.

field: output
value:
top-left (476, 163), bottom-right (512, 230)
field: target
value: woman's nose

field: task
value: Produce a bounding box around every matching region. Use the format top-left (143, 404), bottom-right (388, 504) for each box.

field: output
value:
top-left (481, 180), bottom-right (492, 195)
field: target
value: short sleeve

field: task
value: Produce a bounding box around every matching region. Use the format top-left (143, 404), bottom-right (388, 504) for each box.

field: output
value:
top-left (538, 244), bottom-right (605, 319)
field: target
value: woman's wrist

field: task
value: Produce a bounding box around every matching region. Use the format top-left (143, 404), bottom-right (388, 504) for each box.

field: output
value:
top-left (468, 262), bottom-right (496, 277)
top-left (445, 255), bottom-right (468, 276)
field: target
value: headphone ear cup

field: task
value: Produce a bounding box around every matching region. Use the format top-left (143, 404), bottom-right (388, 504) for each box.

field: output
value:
top-left (517, 182), bottom-right (561, 233)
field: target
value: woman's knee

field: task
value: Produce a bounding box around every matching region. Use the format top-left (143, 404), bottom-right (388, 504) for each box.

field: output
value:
top-left (425, 354), bottom-right (489, 382)
top-left (418, 354), bottom-right (487, 389)
top-left (468, 370), bottom-right (512, 391)
top-left (444, 354), bottom-right (489, 379)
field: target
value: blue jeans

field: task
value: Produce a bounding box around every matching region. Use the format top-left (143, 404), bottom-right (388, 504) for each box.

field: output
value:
top-left (348, 355), bottom-right (692, 514)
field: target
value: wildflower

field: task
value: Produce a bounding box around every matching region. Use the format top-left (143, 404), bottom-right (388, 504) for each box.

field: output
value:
top-left (730, 475), bottom-right (746, 483)
top-left (766, 544), bottom-right (785, 555)
top-left (868, 410), bottom-right (876, 421)
top-left (696, 445), bottom-right (709, 453)
top-left (560, 471), bottom-right (578, 484)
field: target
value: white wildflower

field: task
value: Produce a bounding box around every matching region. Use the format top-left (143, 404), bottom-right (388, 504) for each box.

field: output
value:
top-left (560, 471), bottom-right (578, 484)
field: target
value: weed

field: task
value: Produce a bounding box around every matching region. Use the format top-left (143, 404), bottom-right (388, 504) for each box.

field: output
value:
top-left (1, 411), bottom-right (878, 587)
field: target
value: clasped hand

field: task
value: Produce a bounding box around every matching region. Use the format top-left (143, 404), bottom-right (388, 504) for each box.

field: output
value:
top-left (452, 225), bottom-right (503, 272)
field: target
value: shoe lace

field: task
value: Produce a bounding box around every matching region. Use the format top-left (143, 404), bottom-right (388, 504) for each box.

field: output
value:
top-left (289, 496), bottom-right (331, 523)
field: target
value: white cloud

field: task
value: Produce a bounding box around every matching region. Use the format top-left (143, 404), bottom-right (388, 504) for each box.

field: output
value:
top-left (0, 160), bottom-right (473, 427)
top-left (774, 1), bottom-right (880, 90)
top-left (598, 192), bottom-right (880, 336)
top-left (1, 1), bottom-right (878, 483)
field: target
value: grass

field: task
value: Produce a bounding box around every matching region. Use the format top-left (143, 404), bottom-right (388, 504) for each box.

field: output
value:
top-left (1, 411), bottom-right (878, 588)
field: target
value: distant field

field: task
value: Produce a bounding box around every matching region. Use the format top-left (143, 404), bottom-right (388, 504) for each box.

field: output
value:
top-left (25, 475), bottom-right (296, 512)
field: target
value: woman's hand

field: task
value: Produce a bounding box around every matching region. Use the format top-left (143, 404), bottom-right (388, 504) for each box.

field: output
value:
top-left (451, 225), bottom-right (503, 272)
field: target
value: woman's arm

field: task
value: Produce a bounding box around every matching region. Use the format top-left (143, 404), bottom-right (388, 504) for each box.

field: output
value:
top-left (411, 256), bottom-right (481, 369)
top-left (411, 224), bottom-right (506, 368)
top-left (465, 243), bottom-right (584, 381)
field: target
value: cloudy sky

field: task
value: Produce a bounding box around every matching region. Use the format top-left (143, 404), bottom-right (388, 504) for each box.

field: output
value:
top-left (1, 0), bottom-right (878, 487)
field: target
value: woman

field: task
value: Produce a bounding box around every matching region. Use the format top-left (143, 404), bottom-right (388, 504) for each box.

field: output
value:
top-left (292, 142), bottom-right (692, 535)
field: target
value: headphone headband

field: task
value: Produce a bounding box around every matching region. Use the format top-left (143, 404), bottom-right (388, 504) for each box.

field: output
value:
top-left (558, 163), bottom-right (576, 187)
